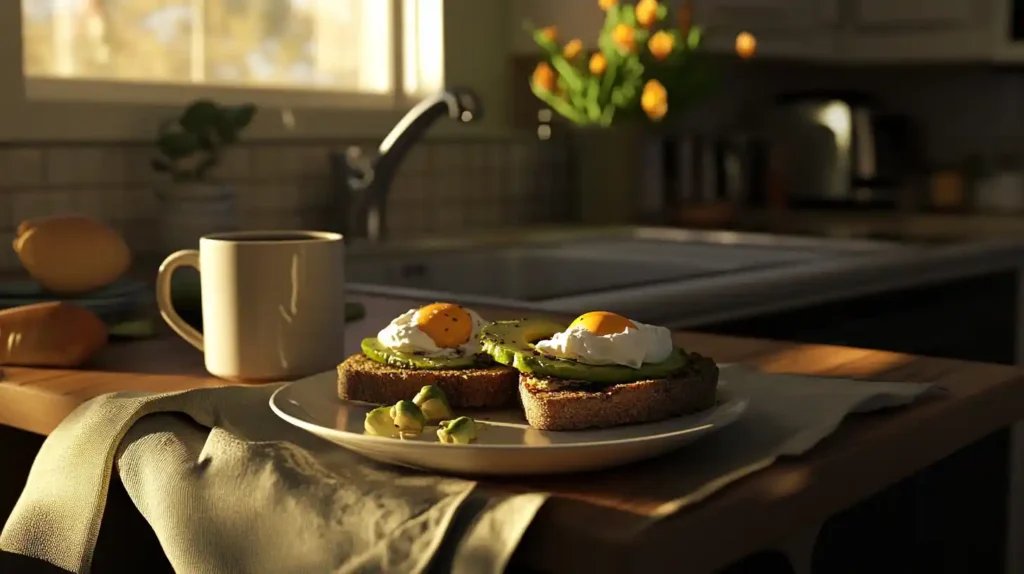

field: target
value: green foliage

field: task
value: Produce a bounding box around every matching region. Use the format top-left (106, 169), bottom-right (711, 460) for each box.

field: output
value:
top-left (527, 1), bottom-right (720, 128)
top-left (152, 100), bottom-right (256, 183)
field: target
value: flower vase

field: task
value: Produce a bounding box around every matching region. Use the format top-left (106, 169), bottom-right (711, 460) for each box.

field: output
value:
top-left (157, 182), bottom-right (239, 254)
top-left (569, 126), bottom-right (678, 225)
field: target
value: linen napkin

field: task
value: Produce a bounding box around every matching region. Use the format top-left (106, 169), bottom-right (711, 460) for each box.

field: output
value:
top-left (602, 364), bottom-right (941, 518)
top-left (0, 385), bottom-right (547, 574)
top-left (0, 365), bottom-right (938, 573)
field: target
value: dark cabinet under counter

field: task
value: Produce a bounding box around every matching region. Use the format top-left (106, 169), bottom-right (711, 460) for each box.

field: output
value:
top-left (693, 272), bottom-right (1017, 365)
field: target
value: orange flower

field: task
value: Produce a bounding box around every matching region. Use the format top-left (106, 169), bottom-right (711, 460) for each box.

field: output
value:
top-left (735, 31), bottom-right (757, 59)
top-left (648, 30), bottom-right (674, 60)
top-left (532, 62), bottom-right (556, 91)
top-left (539, 26), bottom-right (558, 43)
top-left (641, 79), bottom-right (668, 121)
top-left (563, 39), bottom-right (584, 60)
top-left (599, 0), bottom-right (618, 10)
top-left (611, 24), bottom-right (636, 52)
top-left (589, 53), bottom-right (608, 75)
top-left (635, 0), bottom-right (659, 28)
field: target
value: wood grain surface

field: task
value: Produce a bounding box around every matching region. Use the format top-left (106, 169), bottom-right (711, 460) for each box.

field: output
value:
top-left (2, 295), bottom-right (1024, 572)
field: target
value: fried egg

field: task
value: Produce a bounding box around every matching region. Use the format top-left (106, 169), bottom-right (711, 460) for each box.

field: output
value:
top-left (534, 311), bottom-right (673, 368)
top-left (377, 303), bottom-right (487, 357)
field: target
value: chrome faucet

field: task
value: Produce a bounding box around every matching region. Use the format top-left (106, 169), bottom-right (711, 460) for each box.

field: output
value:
top-left (333, 88), bottom-right (481, 242)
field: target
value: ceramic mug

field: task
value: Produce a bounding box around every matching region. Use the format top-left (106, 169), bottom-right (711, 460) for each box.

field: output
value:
top-left (155, 230), bottom-right (346, 382)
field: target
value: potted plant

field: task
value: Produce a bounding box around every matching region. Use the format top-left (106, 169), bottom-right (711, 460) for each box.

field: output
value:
top-left (526, 0), bottom-right (754, 223)
top-left (152, 100), bottom-right (257, 253)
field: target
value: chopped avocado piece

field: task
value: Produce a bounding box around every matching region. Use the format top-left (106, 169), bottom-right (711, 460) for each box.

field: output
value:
top-left (412, 385), bottom-right (454, 422)
top-left (480, 318), bottom-right (688, 384)
top-left (361, 338), bottom-right (492, 370)
top-left (390, 400), bottom-right (426, 435)
top-left (364, 406), bottom-right (400, 438)
top-left (437, 417), bottom-right (477, 444)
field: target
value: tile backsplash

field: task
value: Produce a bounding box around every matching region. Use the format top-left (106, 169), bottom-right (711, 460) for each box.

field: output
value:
top-left (0, 137), bottom-right (572, 272)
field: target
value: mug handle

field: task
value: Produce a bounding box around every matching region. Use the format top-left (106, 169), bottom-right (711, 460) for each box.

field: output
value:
top-left (155, 250), bottom-right (204, 351)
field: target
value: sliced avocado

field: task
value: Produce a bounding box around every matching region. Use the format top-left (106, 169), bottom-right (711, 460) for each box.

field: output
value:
top-left (361, 338), bottom-right (492, 370)
top-left (480, 318), bottom-right (688, 384)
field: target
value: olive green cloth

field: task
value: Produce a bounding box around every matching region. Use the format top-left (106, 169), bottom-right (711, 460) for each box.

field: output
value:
top-left (0, 385), bottom-right (547, 574)
top-left (0, 365), bottom-right (940, 573)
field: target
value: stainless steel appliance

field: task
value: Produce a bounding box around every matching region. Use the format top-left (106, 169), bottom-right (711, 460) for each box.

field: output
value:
top-left (769, 92), bottom-right (919, 208)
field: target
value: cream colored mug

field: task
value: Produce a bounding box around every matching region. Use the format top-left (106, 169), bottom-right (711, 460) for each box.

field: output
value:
top-left (155, 230), bottom-right (346, 382)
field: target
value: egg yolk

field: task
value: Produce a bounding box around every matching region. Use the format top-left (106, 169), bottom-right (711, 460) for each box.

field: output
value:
top-left (415, 303), bottom-right (473, 348)
top-left (569, 311), bottom-right (636, 336)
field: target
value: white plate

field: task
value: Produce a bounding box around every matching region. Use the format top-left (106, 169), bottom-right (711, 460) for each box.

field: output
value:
top-left (270, 371), bottom-right (748, 476)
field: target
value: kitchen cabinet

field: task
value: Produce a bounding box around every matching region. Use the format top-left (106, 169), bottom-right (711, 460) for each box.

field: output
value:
top-left (694, 0), bottom-right (838, 59)
top-left (508, 0), bottom-right (1016, 63)
top-left (840, 0), bottom-right (997, 62)
top-left (508, 0), bottom-right (838, 58)
top-left (696, 272), bottom-right (1017, 365)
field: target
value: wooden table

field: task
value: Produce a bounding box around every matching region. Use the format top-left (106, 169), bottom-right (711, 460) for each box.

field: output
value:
top-left (2, 295), bottom-right (1024, 573)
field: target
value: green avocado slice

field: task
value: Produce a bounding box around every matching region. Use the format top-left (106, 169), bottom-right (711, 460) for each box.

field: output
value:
top-left (360, 338), bottom-right (493, 370)
top-left (480, 318), bottom-right (687, 384)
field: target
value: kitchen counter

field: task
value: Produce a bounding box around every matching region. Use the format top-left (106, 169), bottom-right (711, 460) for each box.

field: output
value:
top-left (678, 208), bottom-right (1024, 243)
top-left (344, 225), bottom-right (1024, 331)
top-left (558, 236), bottom-right (1024, 329)
top-left (2, 294), bottom-right (1024, 573)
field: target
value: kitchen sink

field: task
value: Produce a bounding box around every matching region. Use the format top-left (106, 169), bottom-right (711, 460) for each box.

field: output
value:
top-left (345, 227), bottom-right (902, 307)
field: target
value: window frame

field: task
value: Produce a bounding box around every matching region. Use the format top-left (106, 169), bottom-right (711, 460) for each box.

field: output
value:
top-left (0, 0), bottom-right (493, 142)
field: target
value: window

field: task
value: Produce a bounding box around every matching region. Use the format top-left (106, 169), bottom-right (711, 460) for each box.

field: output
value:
top-left (19, 0), bottom-right (445, 108)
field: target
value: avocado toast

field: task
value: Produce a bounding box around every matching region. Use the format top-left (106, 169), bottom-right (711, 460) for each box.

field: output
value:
top-left (481, 315), bottom-right (719, 431)
top-left (337, 303), bottom-right (518, 408)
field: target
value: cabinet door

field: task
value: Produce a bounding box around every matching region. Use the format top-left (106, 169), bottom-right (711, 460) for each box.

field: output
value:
top-left (842, 0), bottom-right (995, 62)
top-left (695, 0), bottom-right (838, 59)
top-left (698, 0), bottom-right (810, 30)
top-left (857, 0), bottom-right (975, 26)
top-left (694, 272), bottom-right (1017, 365)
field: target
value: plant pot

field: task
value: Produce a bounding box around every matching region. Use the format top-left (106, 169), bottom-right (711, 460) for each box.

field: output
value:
top-left (157, 182), bottom-right (239, 254)
top-left (569, 126), bottom-right (677, 225)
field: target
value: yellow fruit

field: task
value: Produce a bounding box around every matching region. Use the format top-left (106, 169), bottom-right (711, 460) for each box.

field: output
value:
top-left (599, 0), bottom-right (618, 10)
top-left (589, 53), bottom-right (608, 75)
top-left (539, 26), bottom-right (558, 43)
top-left (13, 214), bottom-right (132, 295)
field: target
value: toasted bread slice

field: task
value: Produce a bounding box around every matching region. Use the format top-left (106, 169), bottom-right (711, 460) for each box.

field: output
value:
top-left (519, 353), bottom-right (720, 431)
top-left (337, 353), bottom-right (519, 408)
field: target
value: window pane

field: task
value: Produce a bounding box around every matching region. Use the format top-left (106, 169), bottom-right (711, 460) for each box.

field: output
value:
top-left (22, 0), bottom-right (395, 93)
top-left (203, 0), bottom-right (392, 93)
top-left (23, 0), bottom-right (196, 83)
top-left (402, 0), bottom-right (444, 96)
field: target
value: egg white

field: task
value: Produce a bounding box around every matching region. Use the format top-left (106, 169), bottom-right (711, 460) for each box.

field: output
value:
top-left (377, 307), bottom-right (488, 357)
top-left (534, 320), bottom-right (674, 369)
